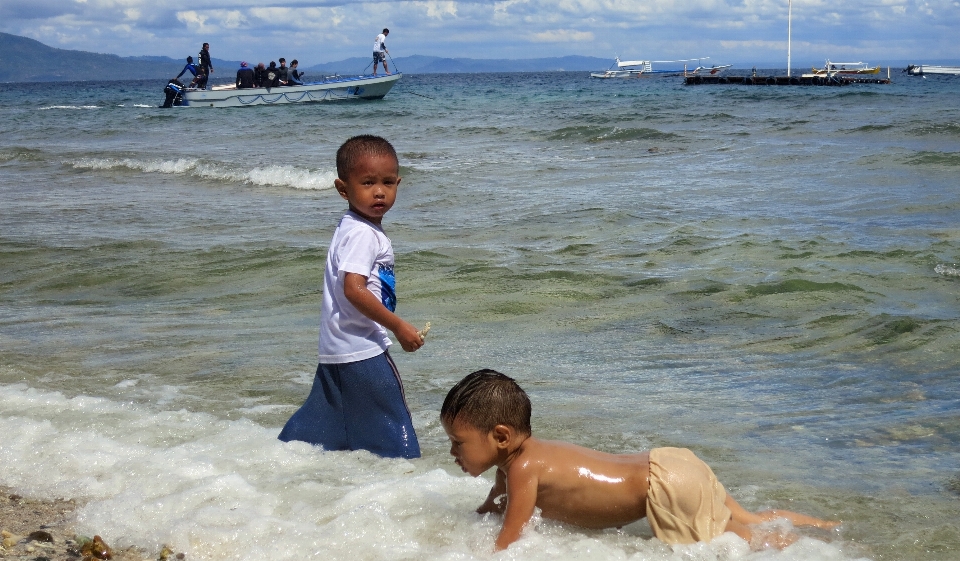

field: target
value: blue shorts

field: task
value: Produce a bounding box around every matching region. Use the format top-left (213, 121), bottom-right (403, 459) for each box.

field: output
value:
top-left (278, 352), bottom-right (421, 458)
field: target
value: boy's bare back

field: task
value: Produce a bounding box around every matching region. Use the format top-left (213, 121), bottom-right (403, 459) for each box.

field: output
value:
top-left (502, 438), bottom-right (650, 530)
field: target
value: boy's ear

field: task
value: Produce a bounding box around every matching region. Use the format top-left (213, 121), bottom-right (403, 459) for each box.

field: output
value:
top-left (492, 424), bottom-right (512, 448)
top-left (334, 178), bottom-right (349, 200)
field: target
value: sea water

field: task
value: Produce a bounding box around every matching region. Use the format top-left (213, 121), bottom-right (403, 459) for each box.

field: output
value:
top-left (1, 71), bottom-right (958, 561)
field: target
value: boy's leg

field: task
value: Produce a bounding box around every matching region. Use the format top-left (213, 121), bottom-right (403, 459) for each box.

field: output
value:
top-left (278, 363), bottom-right (349, 449)
top-left (340, 352), bottom-right (421, 459)
top-left (724, 493), bottom-right (839, 549)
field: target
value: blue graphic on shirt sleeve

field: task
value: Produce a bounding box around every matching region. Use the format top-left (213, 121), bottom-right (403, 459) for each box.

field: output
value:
top-left (378, 263), bottom-right (397, 312)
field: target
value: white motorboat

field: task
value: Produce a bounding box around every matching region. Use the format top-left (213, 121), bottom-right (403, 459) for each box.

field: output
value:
top-left (180, 73), bottom-right (401, 107)
top-left (905, 64), bottom-right (960, 76)
top-left (591, 57), bottom-right (726, 79)
top-left (811, 61), bottom-right (881, 75)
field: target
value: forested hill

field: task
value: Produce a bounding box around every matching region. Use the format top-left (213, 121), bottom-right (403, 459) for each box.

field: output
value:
top-left (0, 32), bottom-right (184, 82)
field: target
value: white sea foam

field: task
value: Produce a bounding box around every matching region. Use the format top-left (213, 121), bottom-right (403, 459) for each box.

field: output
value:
top-left (935, 263), bottom-right (960, 277)
top-left (67, 157), bottom-right (336, 191)
top-left (38, 105), bottom-right (101, 110)
top-left (0, 384), bottom-right (862, 561)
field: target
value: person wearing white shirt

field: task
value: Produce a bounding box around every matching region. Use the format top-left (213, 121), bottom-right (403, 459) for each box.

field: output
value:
top-left (373, 28), bottom-right (390, 75)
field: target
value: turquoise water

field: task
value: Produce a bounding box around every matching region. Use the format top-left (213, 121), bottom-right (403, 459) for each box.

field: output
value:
top-left (1, 72), bottom-right (959, 560)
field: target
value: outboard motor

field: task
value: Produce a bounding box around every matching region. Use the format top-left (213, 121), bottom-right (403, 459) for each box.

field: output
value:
top-left (161, 79), bottom-right (185, 108)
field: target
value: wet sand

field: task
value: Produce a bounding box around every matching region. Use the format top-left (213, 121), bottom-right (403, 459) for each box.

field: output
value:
top-left (0, 487), bottom-right (179, 561)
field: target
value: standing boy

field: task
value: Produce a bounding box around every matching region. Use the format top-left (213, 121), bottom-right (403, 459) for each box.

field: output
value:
top-left (279, 135), bottom-right (423, 459)
top-left (373, 28), bottom-right (390, 75)
top-left (441, 370), bottom-right (839, 551)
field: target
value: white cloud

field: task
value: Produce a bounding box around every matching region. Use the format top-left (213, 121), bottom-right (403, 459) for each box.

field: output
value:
top-left (531, 28), bottom-right (594, 42)
top-left (414, 0), bottom-right (458, 18)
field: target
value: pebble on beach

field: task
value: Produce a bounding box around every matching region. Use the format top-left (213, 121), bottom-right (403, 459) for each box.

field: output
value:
top-left (1, 488), bottom-right (184, 561)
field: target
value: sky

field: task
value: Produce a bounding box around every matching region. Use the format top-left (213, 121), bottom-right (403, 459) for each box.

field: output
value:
top-left (2, 0), bottom-right (959, 68)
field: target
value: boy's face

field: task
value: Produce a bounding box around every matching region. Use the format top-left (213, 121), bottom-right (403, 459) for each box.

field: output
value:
top-left (334, 153), bottom-right (401, 225)
top-left (442, 418), bottom-right (501, 477)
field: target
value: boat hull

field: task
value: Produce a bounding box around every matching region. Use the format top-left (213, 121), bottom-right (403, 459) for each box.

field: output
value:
top-left (811, 66), bottom-right (880, 75)
top-left (906, 65), bottom-right (960, 76)
top-left (182, 73), bottom-right (401, 107)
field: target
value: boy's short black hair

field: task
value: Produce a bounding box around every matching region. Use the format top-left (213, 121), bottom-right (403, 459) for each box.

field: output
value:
top-left (383, 28), bottom-right (390, 34)
top-left (336, 135), bottom-right (398, 181)
top-left (441, 369), bottom-right (532, 435)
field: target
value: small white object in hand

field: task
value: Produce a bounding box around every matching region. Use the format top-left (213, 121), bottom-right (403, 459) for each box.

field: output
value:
top-left (418, 322), bottom-right (432, 340)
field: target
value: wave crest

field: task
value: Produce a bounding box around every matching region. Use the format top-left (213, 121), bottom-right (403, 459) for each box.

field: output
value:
top-left (68, 157), bottom-right (336, 190)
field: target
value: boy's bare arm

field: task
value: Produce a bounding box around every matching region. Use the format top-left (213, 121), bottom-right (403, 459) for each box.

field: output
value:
top-left (494, 465), bottom-right (538, 551)
top-left (343, 272), bottom-right (423, 352)
top-left (477, 468), bottom-right (507, 514)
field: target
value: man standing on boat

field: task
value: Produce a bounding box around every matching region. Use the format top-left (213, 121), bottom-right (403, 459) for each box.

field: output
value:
top-left (197, 42), bottom-right (214, 89)
top-left (373, 29), bottom-right (390, 76)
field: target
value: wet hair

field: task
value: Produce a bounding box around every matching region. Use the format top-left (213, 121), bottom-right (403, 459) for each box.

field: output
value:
top-left (441, 369), bottom-right (532, 435)
top-left (336, 135), bottom-right (398, 181)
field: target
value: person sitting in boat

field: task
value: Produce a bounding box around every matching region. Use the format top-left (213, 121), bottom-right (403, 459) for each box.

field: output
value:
top-left (277, 58), bottom-right (290, 85)
top-left (175, 56), bottom-right (200, 88)
top-left (288, 60), bottom-right (304, 85)
top-left (236, 61), bottom-right (255, 89)
top-left (253, 63), bottom-right (267, 88)
top-left (264, 61), bottom-right (280, 88)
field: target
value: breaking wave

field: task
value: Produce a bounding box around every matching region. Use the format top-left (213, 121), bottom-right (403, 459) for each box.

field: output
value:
top-left (68, 157), bottom-right (337, 191)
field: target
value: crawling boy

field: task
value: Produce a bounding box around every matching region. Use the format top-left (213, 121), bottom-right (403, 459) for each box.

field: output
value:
top-left (441, 369), bottom-right (839, 550)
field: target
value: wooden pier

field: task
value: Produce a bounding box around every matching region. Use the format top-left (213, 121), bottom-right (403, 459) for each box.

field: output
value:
top-left (685, 74), bottom-right (891, 86)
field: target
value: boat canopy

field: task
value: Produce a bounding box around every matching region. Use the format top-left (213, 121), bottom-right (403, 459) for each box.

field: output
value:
top-left (618, 57), bottom-right (707, 68)
top-left (824, 61), bottom-right (869, 68)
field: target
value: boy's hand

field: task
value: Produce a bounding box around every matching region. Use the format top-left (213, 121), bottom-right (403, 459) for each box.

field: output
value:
top-left (395, 320), bottom-right (425, 352)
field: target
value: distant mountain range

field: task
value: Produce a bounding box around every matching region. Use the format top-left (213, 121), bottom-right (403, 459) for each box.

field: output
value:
top-left (0, 32), bottom-right (613, 83)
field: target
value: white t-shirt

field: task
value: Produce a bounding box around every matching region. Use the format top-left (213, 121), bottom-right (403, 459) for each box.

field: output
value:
top-left (374, 33), bottom-right (387, 53)
top-left (318, 211), bottom-right (395, 363)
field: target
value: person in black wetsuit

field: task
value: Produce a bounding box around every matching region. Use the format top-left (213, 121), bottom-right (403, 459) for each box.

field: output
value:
top-left (197, 42), bottom-right (214, 89)
top-left (277, 58), bottom-right (290, 86)
top-left (236, 61), bottom-right (255, 89)
top-left (161, 79), bottom-right (184, 107)
top-left (264, 61), bottom-right (279, 88)
top-left (253, 63), bottom-right (267, 88)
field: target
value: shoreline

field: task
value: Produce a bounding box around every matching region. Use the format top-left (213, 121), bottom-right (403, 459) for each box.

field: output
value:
top-left (0, 487), bottom-right (178, 561)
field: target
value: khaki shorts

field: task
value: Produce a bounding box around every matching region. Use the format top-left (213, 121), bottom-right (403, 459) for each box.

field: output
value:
top-left (646, 447), bottom-right (732, 544)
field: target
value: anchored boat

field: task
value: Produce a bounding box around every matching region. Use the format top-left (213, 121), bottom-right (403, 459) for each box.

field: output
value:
top-left (905, 64), bottom-right (960, 76)
top-left (810, 61), bottom-right (880, 75)
top-left (177, 73), bottom-right (401, 108)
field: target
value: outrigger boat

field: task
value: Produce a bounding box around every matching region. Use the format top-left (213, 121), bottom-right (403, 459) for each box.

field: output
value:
top-left (810, 61), bottom-right (880, 75)
top-left (590, 57), bottom-right (728, 79)
top-left (165, 73), bottom-right (401, 108)
top-left (905, 64), bottom-right (960, 76)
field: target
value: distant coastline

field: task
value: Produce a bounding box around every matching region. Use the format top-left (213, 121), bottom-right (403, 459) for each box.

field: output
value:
top-left (2, 32), bottom-right (954, 83)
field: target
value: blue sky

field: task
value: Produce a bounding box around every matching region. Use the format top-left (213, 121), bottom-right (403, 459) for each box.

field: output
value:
top-left (2, 0), bottom-right (958, 67)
